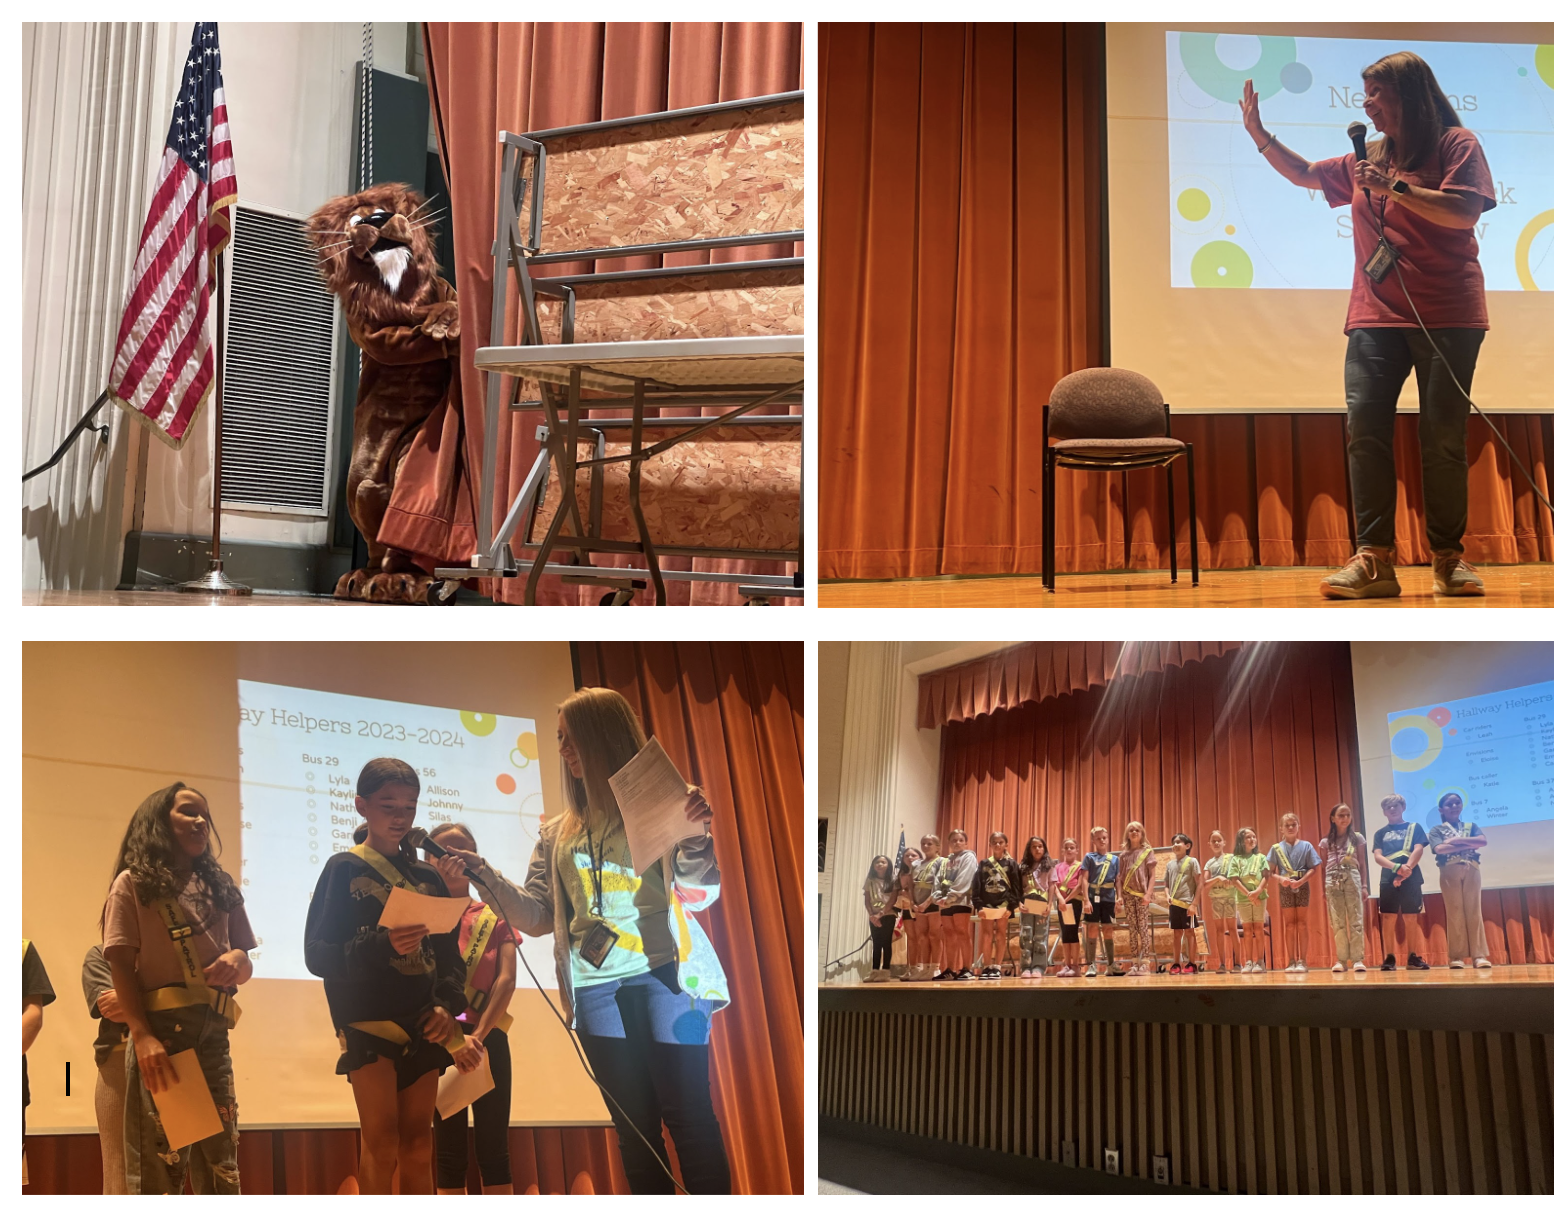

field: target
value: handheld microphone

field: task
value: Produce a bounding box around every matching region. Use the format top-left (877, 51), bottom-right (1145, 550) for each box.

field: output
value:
top-left (1347, 121), bottom-right (1369, 196)
top-left (407, 827), bottom-right (482, 879)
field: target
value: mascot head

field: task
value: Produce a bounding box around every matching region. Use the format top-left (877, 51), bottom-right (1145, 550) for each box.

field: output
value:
top-left (305, 183), bottom-right (443, 324)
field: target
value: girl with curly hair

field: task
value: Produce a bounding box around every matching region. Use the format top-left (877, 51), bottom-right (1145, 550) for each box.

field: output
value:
top-left (101, 783), bottom-right (255, 1194)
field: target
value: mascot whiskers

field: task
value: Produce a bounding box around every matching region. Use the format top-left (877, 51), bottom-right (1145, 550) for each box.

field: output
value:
top-left (305, 184), bottom-right (475, 603)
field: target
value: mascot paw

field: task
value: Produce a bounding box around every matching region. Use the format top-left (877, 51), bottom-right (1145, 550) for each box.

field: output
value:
top-left (335, 568), bottom-right (374, 600)
top-left (364, 571), bottom-right (435, 605)
top-left (422, 301), bottom-right (460, 341)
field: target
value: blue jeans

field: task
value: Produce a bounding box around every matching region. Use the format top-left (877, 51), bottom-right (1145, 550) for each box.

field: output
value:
top-left (124, 1004), bottom-right (239, 1195)
top-left (574, 967), bottom-right (729, 1193)
top-left (1345, 327), bottom-right (1484, 553)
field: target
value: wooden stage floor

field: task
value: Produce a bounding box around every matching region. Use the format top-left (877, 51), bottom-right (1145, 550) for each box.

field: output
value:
top-left (24, 589), bottom-right (369, 606)
top-left (825, 963), bottom-right (1552, 994)
top-left (820, 563), bottom-right (1553, 608)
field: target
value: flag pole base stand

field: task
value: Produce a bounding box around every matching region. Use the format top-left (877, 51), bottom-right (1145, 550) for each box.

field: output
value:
top-left (175, 560), bottom-right (252, 596)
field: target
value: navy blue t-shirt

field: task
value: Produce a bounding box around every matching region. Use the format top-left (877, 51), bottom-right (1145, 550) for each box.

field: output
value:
top-left (1372, 822), bottom-right (1429, 886)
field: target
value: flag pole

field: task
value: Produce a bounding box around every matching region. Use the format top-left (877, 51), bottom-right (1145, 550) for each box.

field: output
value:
top-left (177, 247), bottom-right (251, 595)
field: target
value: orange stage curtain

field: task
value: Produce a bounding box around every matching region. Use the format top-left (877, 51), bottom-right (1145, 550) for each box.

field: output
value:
top-left (575, 641), bottom-right (805, 1194)
top-left (917, 640), bottom-right (1241, 730)
top-left (24, 642), bottom-right (803, 1196)
top-left (423, 23), bottom-right (804, 605)
top-left (818, 22), bottom-right (1555, 580)
top-left (933, 642), bottom-right (1553, 969)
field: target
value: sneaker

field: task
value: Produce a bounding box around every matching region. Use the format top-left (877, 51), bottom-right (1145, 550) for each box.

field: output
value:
top-left (899, 970), bottom-right (917, 981)
top-left (982, 966), bottom-right (1001, 980)
top-left (1241, 960), bottom-right (1254, 973)
top-left (1331, 962), bottom-right (1344, 973)
top-left (1381, 955), bottom-right (1397, 971)
top-left (1084, 964), bottom-right (1098, 978)
top-left (1320, 548), bottom-right (1401, 600)
top-left (1353, 962), bottom-right (1367, 973)
top-left (1184, 964), bottom-right (1198, 975)
top-left (1058, 966), bottom-right (1075, 978)
top-left (1407, 953), bottom-right (1430, 970)
top-left (1450, 960), bottom-right (1465, 970)
top-left (932, 969), bottom-right (954, 982)
top-left (1475, 958), bottom-right (1492, 969)
top-left (956, 968), bottom-right (977, 981)
top-left (1432, 550), bottom-right (1485, 597)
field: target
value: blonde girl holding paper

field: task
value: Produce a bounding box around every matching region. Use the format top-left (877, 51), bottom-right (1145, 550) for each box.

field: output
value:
top-left (1116, 822), bottom-right (1157, 976)
top-left (1052, 839), bottom-right (1087, 976)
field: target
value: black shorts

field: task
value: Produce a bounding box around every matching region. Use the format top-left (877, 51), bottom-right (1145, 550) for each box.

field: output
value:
top-left (1378, 875), bottom-right (1423, 916)
top-left (337, 1021), bottom-right (453, 1090)
top-left (1169, 905), bottom-right (1194, 931)
top-left (1086, 900), bottom-right (1116, 925)
top-left (939, 904), bottom-right (971, 917)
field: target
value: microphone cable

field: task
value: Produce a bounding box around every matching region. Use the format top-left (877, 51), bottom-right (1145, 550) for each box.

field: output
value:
top-left (822, 937), bottom-right (871, 971)
top-left (462, 867), bottom-right (690, 1196)
top-left (1365, 194), bottom-right (1554, 516)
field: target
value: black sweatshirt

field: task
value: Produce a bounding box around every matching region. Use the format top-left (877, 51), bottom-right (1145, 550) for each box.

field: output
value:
top-left (972, 855), bottom-right (1022, 911)
top-left (303, 847), bottom-right (467, 1030)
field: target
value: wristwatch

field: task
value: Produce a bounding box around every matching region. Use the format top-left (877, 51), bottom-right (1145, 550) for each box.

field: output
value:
top-left (1391, 179), bottom-right (1410, 196)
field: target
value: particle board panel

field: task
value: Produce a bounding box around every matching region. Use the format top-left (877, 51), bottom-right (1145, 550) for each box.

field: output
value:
top-left (537, 100), bottom-right (803, 255)
top-left (536, 271), bottom-right (804, 346)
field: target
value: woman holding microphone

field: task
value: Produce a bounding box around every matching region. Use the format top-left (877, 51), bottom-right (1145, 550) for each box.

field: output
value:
top-left (1241, 52), bottom-right (1495, 600)
top-left (442, 687), bottom-right (732, 1194)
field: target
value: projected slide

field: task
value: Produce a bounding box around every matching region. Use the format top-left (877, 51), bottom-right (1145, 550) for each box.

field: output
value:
top-left (1166, 32), bottom-right (1554, 290)
top-left (237, 681), bottom-right (549, 981)
top-left (1387, 681), bottom-right (1554, 831)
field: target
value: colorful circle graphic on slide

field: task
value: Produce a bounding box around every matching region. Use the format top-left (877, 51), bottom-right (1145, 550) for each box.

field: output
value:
top-left (1190, 240), bottom-right (1253, 287)
top-left (1172, 176), bottom-right (1224, 235)
top-left (1515, 210), bottom-right (1553, 291)
top-left (1179, 33), bottom-right (1300, 103)
top-left (460, 710), bottom-right (498, 737)
top-left (1178, 189), bottom-right (1211, 221)
top-left (1537, 45), bottom-right (1554, 88)
top-left (515, 730), bottom-right (538, 761)
top-left (496, 773), bottom-right (517, 795)
top-left (1389, 714), bottom-right (1444, 773)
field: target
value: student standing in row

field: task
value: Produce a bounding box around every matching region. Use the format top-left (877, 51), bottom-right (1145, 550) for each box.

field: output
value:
top-left (972, 832), bottom-right (1020, 979)
top-left (1429, 792), bottom-right (1491, 969)
top-left (1229, 828), bottom-right (1270, 973)
top-left (82, 944), bottom-right (131, 1193)
top-left (1017, 836), bottom-right (1054, 979)
top-left (1373, 794), bottom-right (1431, 970)
top-left (1081, 827), bottom-right (1119, 978)
top-left (1052, 839), bottom-right (1087, 977)
top-left (862, 855), bottom-right (897, 982)
top-left (1163, 834), bottom-right (1201, 974)
top-left (103, 783), bottom-right (254, 1195)
top-left (1320, 804), bottom-right (1371, 973)
top-left (1202, 830), bottom-right (1238, 973)
top-left (907, 835), bottom-right (946, 980)
top-left (935, 829), bottom-right (978, 981)
top-left (1116, 822), bottom-right (1156, 976)
top-left (1268, 813), bottom-right (1321, 972)
top-left (21, 938), bottom-right (54, 1190)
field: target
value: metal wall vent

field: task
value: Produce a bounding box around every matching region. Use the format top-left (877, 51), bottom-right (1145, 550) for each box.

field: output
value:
top-left (220, 205), bottom-right (336, 514)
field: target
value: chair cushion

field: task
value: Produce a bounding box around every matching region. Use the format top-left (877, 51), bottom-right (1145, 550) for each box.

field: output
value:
top-left (1052, 436), bottom-right (1187, 457)
top-left (1048, 367), bottom-right (1167, 439)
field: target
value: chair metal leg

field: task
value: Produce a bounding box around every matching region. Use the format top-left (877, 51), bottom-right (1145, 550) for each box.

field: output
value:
top-left (1185, 443), bottom-right (1200, 587)
top-left (1165, 462), bottom-right (1178, 584)
top-left (1044, 451), bottom-right (1055, 591)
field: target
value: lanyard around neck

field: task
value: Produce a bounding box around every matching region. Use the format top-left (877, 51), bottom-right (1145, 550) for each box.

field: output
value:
top-left (582, 825), bottom-right (607, 918)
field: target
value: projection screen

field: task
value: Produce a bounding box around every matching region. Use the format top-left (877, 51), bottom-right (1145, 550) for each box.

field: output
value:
top-left (22, 642), bottom-right (609, 1132)
top-left (1107, 22), bottom-right (1554, 412)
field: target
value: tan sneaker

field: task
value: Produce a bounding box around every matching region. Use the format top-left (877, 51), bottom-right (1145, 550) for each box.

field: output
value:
top-left (1320, 548), bottom-right (1401, 599)
top-left (1432, 550), bottom-right (1485, 596)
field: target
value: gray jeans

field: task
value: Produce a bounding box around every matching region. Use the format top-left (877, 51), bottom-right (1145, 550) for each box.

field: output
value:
top-left (1439, 862), bottom-right (1489, 962)
top-left (1018, 911), bottom-right (1050, 968)
top-left (1325, 871), bottom-right (1366, 964)
top-left (125, 1003), bottom-right (240, 1195)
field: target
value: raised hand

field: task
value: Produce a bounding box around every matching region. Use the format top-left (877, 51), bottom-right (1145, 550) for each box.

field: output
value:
top-left (1240, 79), bottom-right (1265, 142)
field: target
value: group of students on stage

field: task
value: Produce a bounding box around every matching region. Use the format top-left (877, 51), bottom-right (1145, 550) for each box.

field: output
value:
top-left (861, 793), bottom-right (1492, 981)
top-left (23, 688), bottom-right (734, 1195)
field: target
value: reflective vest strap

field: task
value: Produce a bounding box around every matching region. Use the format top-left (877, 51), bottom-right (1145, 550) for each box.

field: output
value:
top-left (1272, 844), bottom-right (1298, 877)
top-left (350, 843), bottom-right (417, 891)
top-left (463, 905), bottom-right (498, 1007)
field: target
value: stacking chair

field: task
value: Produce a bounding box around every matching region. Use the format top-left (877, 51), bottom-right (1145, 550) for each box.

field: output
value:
top-left (1041, 367), bottom-right (1199, 591)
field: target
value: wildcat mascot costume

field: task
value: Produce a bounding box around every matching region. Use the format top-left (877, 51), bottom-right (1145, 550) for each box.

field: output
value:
top-left (306, 184), bottom-right (475, 603)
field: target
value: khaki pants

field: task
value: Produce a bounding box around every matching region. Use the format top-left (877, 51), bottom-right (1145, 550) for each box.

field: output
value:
top-left (1439, 862), bottom-right (1488, 962)
top-left (1325, 872), bottom-right (1365, 964)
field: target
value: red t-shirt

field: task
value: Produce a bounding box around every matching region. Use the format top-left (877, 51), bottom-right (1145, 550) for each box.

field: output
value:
top-left (1316, 127), bottom-right (1495, 332)
top-left (455, 899), bottom-right (520, 1026)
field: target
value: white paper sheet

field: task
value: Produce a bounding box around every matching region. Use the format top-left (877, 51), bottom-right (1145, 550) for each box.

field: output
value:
top-left (976, 907), bottom-right (1006, 921)
top-left (435, 1048), bottom-right (496, 1120)
top-left (151, 1048), bottom-right (224, 1150)
top-left (1022, 896), bottom-right (1049, 916)
top-left (607, 737), bottom-right (700, 873)
top-left (378, 886), bottom-right (468, 936)
top-left (1060, 902), bottom-right (1076, 926)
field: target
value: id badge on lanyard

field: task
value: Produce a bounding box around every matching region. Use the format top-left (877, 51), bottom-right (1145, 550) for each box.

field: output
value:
top-left (579, 825), bottom-right (620, 970)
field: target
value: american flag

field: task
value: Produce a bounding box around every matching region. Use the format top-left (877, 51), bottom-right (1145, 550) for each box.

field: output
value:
top-left (106, 23), bottom-right (237, 447)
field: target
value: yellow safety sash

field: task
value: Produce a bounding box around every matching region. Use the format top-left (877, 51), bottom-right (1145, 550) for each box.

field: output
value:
top-left (151, 896), bottom-right (241, 1028)
top-left (1088, 853), bottom-right (1116, 896)
top-left (1059, 861), bottom-right (1083, 895)
top-left (1271, 842), bottom-right (1299, 878)
top-left (1380, 824), bottom-right (1417, 865)
top-left (1167, 857), bottom-right (1197, 909)
top-left (461, 904), bottom-right (514, 1035)
top-left (1121, 847), bottom-right (1153, 899)
top-left (345, 844), bottom-right (466, 1053)
top-left (1229, 854), bottom-right (1265, 893)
